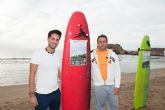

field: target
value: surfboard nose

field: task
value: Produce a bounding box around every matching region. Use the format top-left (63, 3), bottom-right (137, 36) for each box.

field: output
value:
top-left (66, 11), bottom-right (89, 39)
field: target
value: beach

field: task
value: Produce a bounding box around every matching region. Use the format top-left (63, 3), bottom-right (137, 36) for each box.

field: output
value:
top-left (0, 68), bottom-right (165, 110)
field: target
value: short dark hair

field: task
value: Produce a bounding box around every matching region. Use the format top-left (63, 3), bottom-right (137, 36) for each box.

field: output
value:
top-left (97, 34), bottom-right (108, 43)
top-left (48, 30), bottom-right (62, 39)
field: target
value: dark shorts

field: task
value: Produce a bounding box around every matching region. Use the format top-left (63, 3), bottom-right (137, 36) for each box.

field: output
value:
top-left (35, 89), bottom-right (61, 110)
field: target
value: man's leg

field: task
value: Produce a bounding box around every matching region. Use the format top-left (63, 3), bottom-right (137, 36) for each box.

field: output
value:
top-left (49, 89), bottom-right (61, 110)
top-left (35, 93), bottom-right (49, 110)
top-left (94, 86), bottom-right (108, 110)
top-left (107, 85), bottom-right (118, 110)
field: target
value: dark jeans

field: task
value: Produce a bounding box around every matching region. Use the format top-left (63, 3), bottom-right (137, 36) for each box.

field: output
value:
top-left (35, 89), bottom-right (61, 110)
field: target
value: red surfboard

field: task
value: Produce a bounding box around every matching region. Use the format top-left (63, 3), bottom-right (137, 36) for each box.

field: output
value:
top-left (62, 11), bottom-right (91, 110)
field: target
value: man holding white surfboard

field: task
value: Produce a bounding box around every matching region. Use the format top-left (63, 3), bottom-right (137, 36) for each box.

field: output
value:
top-left (29, 30), bottom-right (62, 110)
top-left (91, 34), bottom-right (121, 110)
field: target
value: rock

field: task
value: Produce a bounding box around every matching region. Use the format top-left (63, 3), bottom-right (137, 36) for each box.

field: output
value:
top-left (107, 44), bottom-right (127, 54)
top-left (107, 44), bottom-right (165, 56)
top-left (151, 48), bottom-right (165, 56)
top-left (127, 51), bottom-right (138, 55)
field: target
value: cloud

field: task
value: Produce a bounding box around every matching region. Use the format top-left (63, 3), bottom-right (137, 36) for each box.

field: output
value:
top-left (0, 0), bottom-right (165, 57)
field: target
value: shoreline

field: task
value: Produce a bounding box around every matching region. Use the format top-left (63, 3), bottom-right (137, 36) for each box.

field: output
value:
top-left (1, 67), bottom-right (165, 87)
top-left (0, 68), bottom-right (165, 110)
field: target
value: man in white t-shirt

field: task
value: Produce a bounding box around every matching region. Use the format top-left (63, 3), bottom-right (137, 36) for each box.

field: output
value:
top-left (29, 30), bottom-right (62, 110)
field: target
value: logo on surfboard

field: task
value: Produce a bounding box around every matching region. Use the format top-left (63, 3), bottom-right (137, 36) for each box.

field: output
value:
top-left (75, 24), bottom-right (89, 38)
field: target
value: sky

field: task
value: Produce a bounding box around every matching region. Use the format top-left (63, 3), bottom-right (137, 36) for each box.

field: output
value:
top-left (0, 0), bottom-right (165, 58)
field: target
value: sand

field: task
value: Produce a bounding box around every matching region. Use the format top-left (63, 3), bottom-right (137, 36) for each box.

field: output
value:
top-left (0, 68), bottom-right (165, 110)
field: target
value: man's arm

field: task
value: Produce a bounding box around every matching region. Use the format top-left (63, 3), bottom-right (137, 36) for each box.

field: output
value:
top-left (29, 63), bottom-right (38, 93)
top-left (29, 63), bottom-right (38, 107)
top-left (58, 68), bottom-right (61, 80)
top-left (114, 54), bottom-right (121, 95)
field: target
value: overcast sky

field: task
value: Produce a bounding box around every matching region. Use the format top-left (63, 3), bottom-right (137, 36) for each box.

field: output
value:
top-left (0, 0), bottom-right (165, 58)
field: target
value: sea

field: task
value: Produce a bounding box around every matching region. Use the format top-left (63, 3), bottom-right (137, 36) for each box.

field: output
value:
top-left (0, 55), bottom-right (165, 86)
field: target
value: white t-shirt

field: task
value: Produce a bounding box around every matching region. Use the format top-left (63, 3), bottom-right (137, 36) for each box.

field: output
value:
top-left (30, 49), bottom-right (60, 94)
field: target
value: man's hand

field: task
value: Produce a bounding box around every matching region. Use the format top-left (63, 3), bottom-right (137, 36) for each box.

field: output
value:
top-left (29, 96), bottom-right (38, 107)
top-left (113, 87), bottom-right (120, 95)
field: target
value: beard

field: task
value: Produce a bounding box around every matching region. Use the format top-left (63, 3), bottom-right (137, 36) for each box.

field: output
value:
top-left (98, 45), bottom-right (107, 50)
top-left (49, 43), bottom-right (57, 50)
